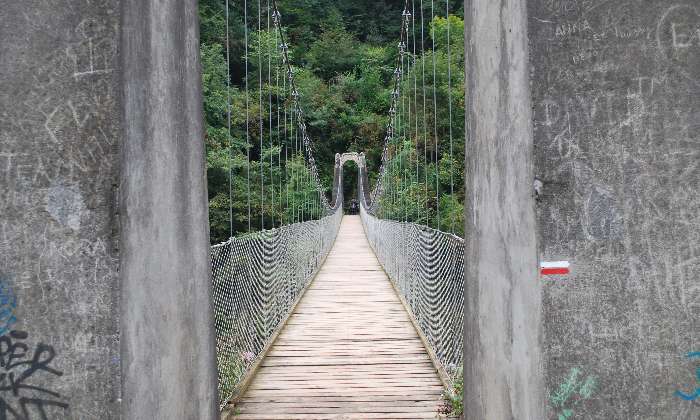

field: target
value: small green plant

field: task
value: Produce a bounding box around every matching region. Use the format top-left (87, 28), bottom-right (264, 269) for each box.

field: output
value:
top-left (439, 365), bottom-right (463, 418)
top-left (218, 350), bottom-right (255, 402)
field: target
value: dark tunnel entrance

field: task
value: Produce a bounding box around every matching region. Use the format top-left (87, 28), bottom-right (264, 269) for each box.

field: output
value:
top-left (342, 160), bottom-right (359, 214)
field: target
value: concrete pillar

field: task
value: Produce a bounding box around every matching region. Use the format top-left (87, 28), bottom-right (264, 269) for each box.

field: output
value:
top-left (463, 0), bottom-right (544, 418)
top-left (528, 1), bottom-right (699, 418)
top-left (0, 1), bottom-right (121, 418)
top-left (120, 1), bottom-right (217, 419)
top-left (1, 0), bottom-right (217, 418)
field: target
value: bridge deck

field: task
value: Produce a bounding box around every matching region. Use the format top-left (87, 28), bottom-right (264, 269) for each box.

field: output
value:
top-left (232, 215), bottom-right (444, 419)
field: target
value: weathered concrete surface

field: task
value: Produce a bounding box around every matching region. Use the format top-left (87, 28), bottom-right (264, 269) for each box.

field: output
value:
top-left (528, 0), bottom-right (699, 418)
top-left (0, 1), bottom-right (121, 418)
top-left (120, 0), bottom-right (218, 419)
top-left (463, 0), bottom-right (545, 418)
top-left (1, 1), bottom-right (217, 418)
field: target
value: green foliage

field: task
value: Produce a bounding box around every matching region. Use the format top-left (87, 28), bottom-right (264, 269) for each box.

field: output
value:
top-left (431, 15), bottom-right (465, 50)
top-left (218, 351), bottom-right (246, 397)
top-left (217, 348), bottom-right (255, 402)
top-left (200, 1), bottom-right (466, 243)
top-left (307, 25), bottom-right (362, 80)
top-left (375, 14), bottom-right (466, 234)
top-left (440, 365), bottom-right (464, 417)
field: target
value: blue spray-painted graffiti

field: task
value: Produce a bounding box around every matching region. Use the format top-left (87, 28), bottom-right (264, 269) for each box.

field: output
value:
top-left (0, 280), bottom-right (17, 336)
top-left (0, 277), bottom-right (68, 418)
top-left (674, 352), bottom-right (700, 402)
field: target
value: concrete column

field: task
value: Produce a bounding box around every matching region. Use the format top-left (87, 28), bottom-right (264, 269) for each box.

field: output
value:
top-left (120, 1), bottom-right (217, 419)
top-left (528, 1), bottom-right (699, 418)
top-left (0, 1), bottom-right (121, 418)
top-left (463, 0), bottom-right (544, 418)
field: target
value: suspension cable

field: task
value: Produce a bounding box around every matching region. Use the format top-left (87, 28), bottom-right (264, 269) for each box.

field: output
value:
top-left (372, 0), bottom-right (410, 212)
top-left (446, 0), bottom-right (455, 234)
top-left (258, 0), bottom-right (265, 230)
top-left (244, 0), bottom-right (252, 232)
top-left (267, 0), bottom-right (274, 228)
top-left (275, 20), bottom-right (282, 227)
top-left (225, 0), bottom-right (233, 238)
top-left (271, 0), bottom-right (332, 215)
top-left (419, 0), bottom-right (429, 226)
top-left (430, 0), bottom-right (439, 231)
top-left (412, 0), bottom-right (419, 222)
top-left (400, 26), bottom-right (408, 222)
top-left (291, 93), bottom-right (297, 222)
top-left (282, 51), bottom-right (288, 225)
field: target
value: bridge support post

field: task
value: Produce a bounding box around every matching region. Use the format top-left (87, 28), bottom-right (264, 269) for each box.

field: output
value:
top-left (120, 1), bottom-right (218, 419)
top-left (0, 2), bottom-right (123, 418)
top-left (463, 0), bottom-right (544, 418)
top-left (1, 1), bottom-right (217, 417)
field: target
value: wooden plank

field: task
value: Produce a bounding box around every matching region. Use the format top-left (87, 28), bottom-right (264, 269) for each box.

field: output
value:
top-left (239, 395), bottom-right (443, 403)
top-left (236, 401), bottom-right (440, 409)
top-left (233, 413), bottom-right (442, 420)
top-left (241, 394), bottom-right (442, 405)
top-left (246, 379), bottom-right (442, 388)
top-left (242, 388), bottom-right (444, 397)
top-left (247, 373), bottom-right (440, 379)
top-left (234, 404), bottom-right (441, 414)
top-left (228, 216), bottom-right (445, 419)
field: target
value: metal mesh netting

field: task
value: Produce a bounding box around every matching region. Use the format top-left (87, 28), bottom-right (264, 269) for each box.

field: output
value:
top-left (211, 199), bottom-right (342, 405)
top-left (351, 0), bottom-right (466, 382)
top-left (359, 168), bottom-right (464, 379)
top-left (211, 0), bottom-right (347, 405)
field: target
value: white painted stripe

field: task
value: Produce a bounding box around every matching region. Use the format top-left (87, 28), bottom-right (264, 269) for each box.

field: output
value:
top-left (540, 260), bottom-right (570, 268)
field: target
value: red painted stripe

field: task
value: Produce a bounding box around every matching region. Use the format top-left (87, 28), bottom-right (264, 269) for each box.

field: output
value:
top-left (541, 267), bottom-right (569, 275)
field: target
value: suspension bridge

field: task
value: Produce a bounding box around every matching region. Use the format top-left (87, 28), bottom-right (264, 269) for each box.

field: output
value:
top-left (4, 0), bottom-right (695, 418)
top-left (214, 150), bottom-right (463, 418)
top-left (229, 215), bottom-right (445, 418)
top-left (213, 0), bottom-right (464, 418)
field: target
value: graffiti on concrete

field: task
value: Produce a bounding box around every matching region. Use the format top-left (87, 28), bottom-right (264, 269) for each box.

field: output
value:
top-left (674, 352), bottom-right (700, 402)
top-left (0, 280), bottom-right (17, 336)
top-left (0, 278), bottom-right (68, 418)
top-left (0, 330), bottom-right (69, 419)
top-left (549, 367), bottom-right (597, 419)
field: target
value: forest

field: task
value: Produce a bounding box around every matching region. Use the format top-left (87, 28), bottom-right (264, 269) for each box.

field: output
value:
top-left (199, 0), bottom-right (466, 244)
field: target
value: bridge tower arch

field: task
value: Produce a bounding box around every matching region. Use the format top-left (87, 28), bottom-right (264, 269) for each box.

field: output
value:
top-left (334, 152), bottom-right (371, 212)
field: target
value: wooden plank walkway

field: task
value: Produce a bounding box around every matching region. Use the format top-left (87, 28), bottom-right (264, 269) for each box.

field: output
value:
top-left (232, 215), bottom-right (444, 419)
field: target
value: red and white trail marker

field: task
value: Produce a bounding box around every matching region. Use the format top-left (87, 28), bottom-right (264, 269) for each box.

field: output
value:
top-left (540, 261), bottom-right (570, 276)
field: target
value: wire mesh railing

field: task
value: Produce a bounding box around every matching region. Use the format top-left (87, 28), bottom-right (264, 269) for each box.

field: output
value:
top-left (359, 169), bottom-right (463, 382)
top-left (211, 161), bottom-right (342, 407)
top-left (210, 0), bottom-right (464, 405)
top-left (211, 0), bottom-right (347, 406)
top-left (356, 0), bottom-right (465, 384)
